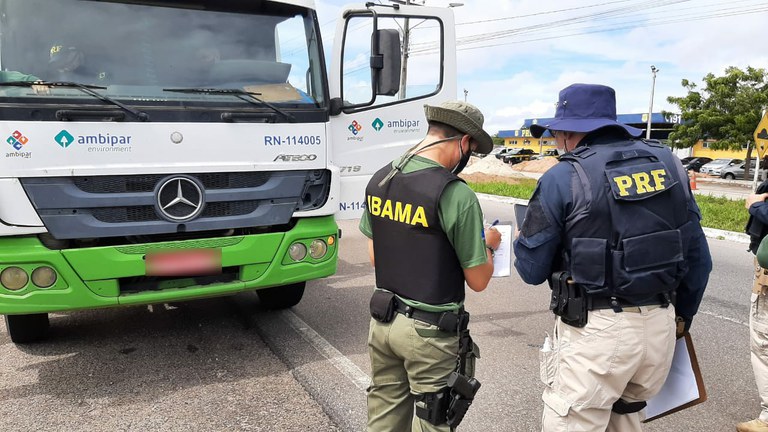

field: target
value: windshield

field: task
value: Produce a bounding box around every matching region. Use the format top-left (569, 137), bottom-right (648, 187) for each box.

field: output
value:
top-left (0, 0), bottom-right (325, 112)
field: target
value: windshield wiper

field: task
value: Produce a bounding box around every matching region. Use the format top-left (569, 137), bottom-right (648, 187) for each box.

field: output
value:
top-left (0, 80), bottom-right (149, 121)
top-left (162, 87), bottom-right (295, 122)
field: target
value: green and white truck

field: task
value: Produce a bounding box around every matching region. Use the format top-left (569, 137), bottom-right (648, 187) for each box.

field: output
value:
top-left (0, 0), bottom-right (457, 342)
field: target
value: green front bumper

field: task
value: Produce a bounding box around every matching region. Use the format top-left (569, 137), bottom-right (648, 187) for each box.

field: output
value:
top-left (0, 216), bottom-right (338, 315)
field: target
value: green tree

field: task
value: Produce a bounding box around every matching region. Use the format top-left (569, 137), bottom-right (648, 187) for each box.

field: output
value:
top-left (492, 134), bottom-right (505, 147)
top-left (666, 66), bottom-right (768, 177)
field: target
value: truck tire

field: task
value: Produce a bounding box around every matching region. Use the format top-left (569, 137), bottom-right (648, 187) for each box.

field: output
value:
top-left (4, 313), bottom-right (49, 343)
top-left (257, 282), bottom-right (305, 309)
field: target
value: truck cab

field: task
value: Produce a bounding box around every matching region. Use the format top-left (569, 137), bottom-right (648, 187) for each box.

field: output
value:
top-left (0, 0), bottom-right (457, 342)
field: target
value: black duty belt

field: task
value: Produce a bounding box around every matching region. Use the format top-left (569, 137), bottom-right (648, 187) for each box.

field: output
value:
top-left (393, 299), bottom-right (462, 332)
top-left (587, 295), bottom-right (669, 313)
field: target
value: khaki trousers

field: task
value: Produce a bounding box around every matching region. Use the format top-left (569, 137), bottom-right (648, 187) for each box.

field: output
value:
top-left (751, 259), bottom-right (768, 423)
top-left (367, 313), bottom-right (460, 432)
top-left (540, 305), bottom-right (676, 432)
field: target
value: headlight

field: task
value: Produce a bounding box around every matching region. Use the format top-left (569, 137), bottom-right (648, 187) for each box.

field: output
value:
top-left (309, 239), bottom-right (328, 259)
top-left (288, 242), bottom-right (307, 261)
top-left (31, 266), bottom-right (57, 288)
top-left (1, 267), bottom-right (29, 291)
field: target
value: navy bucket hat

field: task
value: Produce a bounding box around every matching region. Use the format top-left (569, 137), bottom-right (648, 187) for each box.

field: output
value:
top-left (529, 83), bottom-right (643, 139)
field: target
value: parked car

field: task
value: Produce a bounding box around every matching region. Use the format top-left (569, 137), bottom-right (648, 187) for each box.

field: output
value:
top-left (502, 148), bottom-right (536, 164)
top-left (682, 157), bottom-right (713, 172)
top-left (492, 147), bottom-right (514, 160)
top-left (531, 149), bottom-right (560, 160)
top-left (720, 159), bottom-right (758, 179)
top-left (700, 158), bottom-right (742, 176)
top-left (475, 146), bottom-right (502, 158)
top-left (679, 156), bottom-right (695, 165)
top-left (707, 159), bottom-right (744, 177)
top-left (542, 148), bottom-right (559, 157)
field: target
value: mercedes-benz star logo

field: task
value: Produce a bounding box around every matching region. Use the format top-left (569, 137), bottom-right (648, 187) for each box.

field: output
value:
top-left (156, 176), bottom-right (204, 222)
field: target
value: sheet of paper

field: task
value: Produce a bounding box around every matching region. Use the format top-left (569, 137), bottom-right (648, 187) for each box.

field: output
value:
top-left (492, 224), bottom-right (512, 277)
top-left (645, 336), bottom-right (700, 419)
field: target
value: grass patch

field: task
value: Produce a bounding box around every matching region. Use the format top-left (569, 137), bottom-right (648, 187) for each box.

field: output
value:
top-left (695, 194), bottom-right (748, 232)
top-left (467, 179), bottom-right (537, 198)
top-left (468, 180), bottom-right (747, 233)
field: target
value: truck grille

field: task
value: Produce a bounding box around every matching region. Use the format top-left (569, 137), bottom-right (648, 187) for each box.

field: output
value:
top-left (21, 170), bottom-right (330, 240)
top-left (73, 172), bottom-right (272, 193)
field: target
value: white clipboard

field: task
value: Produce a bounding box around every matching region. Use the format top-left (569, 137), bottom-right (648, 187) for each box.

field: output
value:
top-left (643, 333), bottom-right (707, 422)
top-left (491, 224), bottom-right (512, 277)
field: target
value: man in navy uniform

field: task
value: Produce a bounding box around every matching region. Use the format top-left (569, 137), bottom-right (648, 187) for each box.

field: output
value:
top-left (513, 83), bottom-right (712, 431)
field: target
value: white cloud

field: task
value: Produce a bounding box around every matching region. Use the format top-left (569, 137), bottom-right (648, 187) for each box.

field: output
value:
top-left (318, 0), bottom-right (768, 135)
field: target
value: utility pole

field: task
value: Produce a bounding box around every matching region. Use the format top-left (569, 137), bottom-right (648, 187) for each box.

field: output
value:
top-left (646, 65), bottom-right (659, 140)
top-left (398, 0), bottom-right (411, 99)
top-left (463, 88), bottom-right (468, 102)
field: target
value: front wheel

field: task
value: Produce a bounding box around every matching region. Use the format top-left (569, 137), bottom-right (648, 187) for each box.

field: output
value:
top-left (256, 282), bottom-right (306, 310)
top-left (4, 313), bottom-right (50, 343)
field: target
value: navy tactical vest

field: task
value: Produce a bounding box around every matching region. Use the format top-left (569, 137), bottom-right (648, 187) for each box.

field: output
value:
top-left (559, 138), bottom-right (694, 303)
top-left (366, 163), bottom-right (466, 304)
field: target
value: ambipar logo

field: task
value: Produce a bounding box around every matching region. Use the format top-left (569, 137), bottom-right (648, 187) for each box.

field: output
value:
top-left (348, 120), bottom-right (363, 135)
top-left (7, 130), bottom-right (28, 150)
top-left (55, 130), bottom-right (75, 148)
top-left (54, 130), bottom-right (133, 153)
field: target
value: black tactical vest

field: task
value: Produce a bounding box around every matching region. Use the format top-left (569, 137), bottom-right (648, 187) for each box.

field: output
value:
top-left (559, 138), bottom-right (693, 303)
top-left (366, 164), bottom-right (466, 304)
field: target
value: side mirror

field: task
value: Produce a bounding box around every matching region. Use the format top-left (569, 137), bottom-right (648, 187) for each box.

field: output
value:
top-left (372, 28), bottom-right (401, 96)
top-left (334, 10), bottom-right (403, 114)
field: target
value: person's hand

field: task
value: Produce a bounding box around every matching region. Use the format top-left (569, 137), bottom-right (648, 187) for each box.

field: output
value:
top-left (675, 316), bottom-right (688, 338)
top-left (484, 227), bottom-right (501, 252)
top-left (746, 193), bottom-right (768, 209)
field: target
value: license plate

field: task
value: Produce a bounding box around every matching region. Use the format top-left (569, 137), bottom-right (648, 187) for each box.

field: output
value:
top-left (145, 249), bottom-right (222, 277)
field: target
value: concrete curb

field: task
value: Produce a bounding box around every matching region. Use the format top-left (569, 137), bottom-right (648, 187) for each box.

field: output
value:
top-left (702, 227), bottom-right (750, 244)
top-left (478, 193), bottom-right (750, 244)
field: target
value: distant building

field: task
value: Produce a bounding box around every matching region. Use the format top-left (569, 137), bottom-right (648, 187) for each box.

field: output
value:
top-left (498, 112), bottom-right (757, 161)
top-left (498, 112), bottom-right (681, 155)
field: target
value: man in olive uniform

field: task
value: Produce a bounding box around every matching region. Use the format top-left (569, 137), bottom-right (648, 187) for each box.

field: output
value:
top-left (513, 83), bottom-right (711, 431)
top-left (360, 100), bottom-right (501, 431)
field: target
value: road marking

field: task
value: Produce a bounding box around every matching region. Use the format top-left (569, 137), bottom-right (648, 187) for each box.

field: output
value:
top-left (699, 309), bottom-right (748, 327)
top-left (280, 309), bottom-right (371, 391)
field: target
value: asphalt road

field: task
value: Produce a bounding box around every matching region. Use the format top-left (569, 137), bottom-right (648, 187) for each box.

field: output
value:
top-left (0, 196), bottom-right (758, 431)
top-left (0, 296), bottom-right (340, 431)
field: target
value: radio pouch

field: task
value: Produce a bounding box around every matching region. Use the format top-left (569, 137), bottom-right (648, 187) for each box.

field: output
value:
top-left (561, 278), bottom-right (587, 328)
top-left (370, 290), bottom-right (396, 323)
top-left (549, 271), bottom-right (587, 328)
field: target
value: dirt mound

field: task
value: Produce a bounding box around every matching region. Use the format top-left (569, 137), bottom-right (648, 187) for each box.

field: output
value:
top-left (463, 155), bottom-right (518, 177)
top-left (513, 157), bottom-right (559, 173)
top-left (461, 172), bottom-right (529, 184)
top-left (460, 156), bottom-right (531, 184)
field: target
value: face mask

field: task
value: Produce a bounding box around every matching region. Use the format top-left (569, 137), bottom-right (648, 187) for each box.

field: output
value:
top-left (452, 138), bottom-right (472, 174)
top-left (555, 147), bottom-right (566, 156)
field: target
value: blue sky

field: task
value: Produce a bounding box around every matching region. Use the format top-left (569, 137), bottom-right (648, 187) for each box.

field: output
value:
top-left (315, 0), bottom-right (768, 135)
